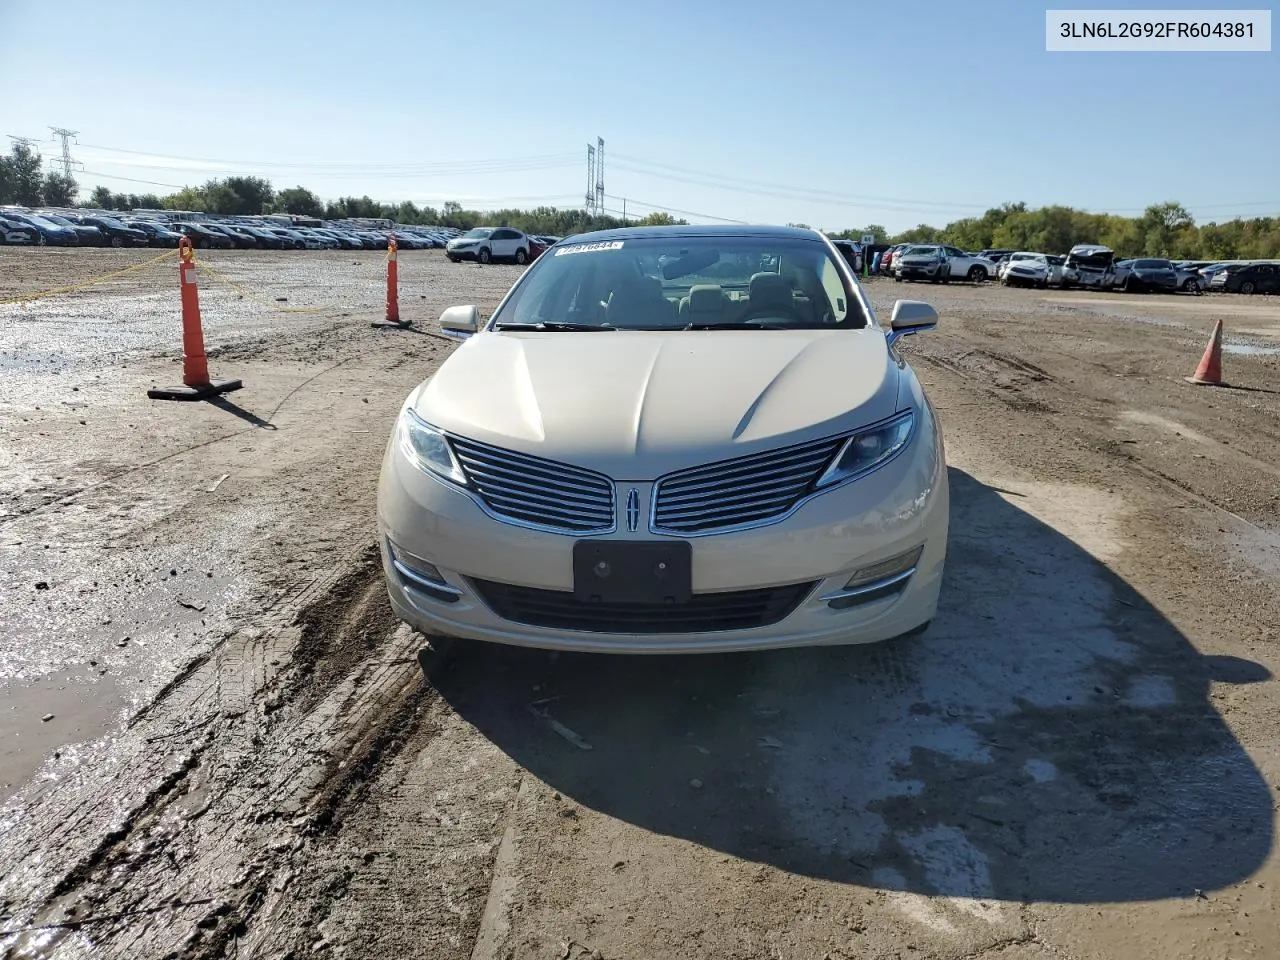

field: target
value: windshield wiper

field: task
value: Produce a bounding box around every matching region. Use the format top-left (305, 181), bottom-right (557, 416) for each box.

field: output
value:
top-left (493, 322), bottom-right (615, 331)
top-left (684, 322), bottom-right (791, 330)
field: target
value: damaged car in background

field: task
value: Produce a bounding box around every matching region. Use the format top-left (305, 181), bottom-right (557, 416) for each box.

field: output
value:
top-left (1060, 243), bottom-right (1115, 289)
top-left (377, 225), bottom-right (949, 654)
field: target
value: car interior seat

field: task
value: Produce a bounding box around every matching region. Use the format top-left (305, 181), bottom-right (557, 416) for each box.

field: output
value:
top-left (747, 272), bottom-right (796, 318)
top-left (678, 284), bottom-right (727, 325)
top-left (605, 275), bottom-right (679, 328)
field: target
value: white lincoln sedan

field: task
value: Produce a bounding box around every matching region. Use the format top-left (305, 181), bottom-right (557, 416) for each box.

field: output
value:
top-left (377, 225), bottom-right (949, 654)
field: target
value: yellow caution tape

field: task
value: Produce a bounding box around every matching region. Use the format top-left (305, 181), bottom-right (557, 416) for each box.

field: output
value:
top-left (0, 249), bottom-right (181, 305)
top-left (193, 261), bottom-right (332, 314)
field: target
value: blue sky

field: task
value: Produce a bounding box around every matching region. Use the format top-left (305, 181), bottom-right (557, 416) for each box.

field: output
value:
top-left (1, 0), bottom-right (1274, 230)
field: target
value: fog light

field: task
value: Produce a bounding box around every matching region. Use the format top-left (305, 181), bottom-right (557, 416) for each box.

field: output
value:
top-left (388, 542), bottom-right (461, 604)
top-left (824, 545), bottom-right (923, 610)
top-left (844, 545), bottom-right (923, 590)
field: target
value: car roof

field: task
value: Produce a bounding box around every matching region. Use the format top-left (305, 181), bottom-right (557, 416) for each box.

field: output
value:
top-left (558, 224), bottom-right (824, 244)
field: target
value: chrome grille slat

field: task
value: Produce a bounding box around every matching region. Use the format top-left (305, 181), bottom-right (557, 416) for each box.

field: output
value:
top-left (653, 436), bottom-right (846, 534)
top-left (449, 435), bottom-right (614, 533)
top-left (657, 470), bottom-right (818, 506)
top-left (658, 443), bottom-right (841, 491)
top-left (458, 465), bottom-right (612, 509)
top-left (657, 456), bottom-right (835, 500)
top-left (452, 453), bottom-right (613, 500)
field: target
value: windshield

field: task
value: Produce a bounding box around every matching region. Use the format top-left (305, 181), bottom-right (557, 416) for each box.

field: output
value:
top-left (1134, 259), bottom-right (1171, 269)
top-left (463, 228), bottom-right (493, 239)
top-left (98, 217), bottom-right (126, 229)
top-left (903, 245), bottom-right (938, 256)
top-left (24, 215), bottom-right (59, 228)
top-left (491, 234), bottom-right (867, 331)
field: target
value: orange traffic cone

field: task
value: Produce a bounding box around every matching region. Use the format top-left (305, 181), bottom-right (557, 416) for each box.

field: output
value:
top-left (1184, 319), bottom-right (1226, 387)
top-left (371, 234), bottom-right (410, 328)
top-left (148, 239), bottom-right (243, 401)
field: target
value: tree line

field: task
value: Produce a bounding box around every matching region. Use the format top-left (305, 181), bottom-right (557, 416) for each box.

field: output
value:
top-left (827, 200), bottom-right (1280, 261)
top-left (2, 143), bottom-right (1276, 259)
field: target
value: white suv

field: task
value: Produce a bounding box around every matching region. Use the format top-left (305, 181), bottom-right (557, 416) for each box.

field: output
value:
top-left (445, 227), bottom-right (531, 264)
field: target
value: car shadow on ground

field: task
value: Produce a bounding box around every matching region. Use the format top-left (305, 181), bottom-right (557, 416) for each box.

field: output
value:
top-left (437, 467), bottom-right (1273, 903)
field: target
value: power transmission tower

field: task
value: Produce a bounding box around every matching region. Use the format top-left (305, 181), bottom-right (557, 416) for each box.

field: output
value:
top-left (594, 137), bottom-right (604, 217)
top-left (584, 142), bottom-right (597, 219)
top-left (49, 127), bottom-right (82, 179)
top-left (7, 135), bottom-right (39, 150)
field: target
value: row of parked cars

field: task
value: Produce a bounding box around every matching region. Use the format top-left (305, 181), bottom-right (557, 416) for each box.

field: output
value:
top-left (0, 206), bottom-right (471, 251)
top-left (870, 241), bottom-right (1275, 295)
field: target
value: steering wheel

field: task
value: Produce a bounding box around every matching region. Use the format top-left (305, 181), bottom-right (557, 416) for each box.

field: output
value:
top-left (735, 306), bottom-right (804, 326)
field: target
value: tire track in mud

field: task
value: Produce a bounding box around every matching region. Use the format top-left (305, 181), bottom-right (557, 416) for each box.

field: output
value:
top-left (910, 339), bottom-right (1278, 538)
top-left (0, 544), bottom-right (446, 959)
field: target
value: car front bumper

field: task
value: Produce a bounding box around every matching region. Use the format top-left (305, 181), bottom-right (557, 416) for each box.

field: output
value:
top-left (375, 413), bottom-right (949, 654)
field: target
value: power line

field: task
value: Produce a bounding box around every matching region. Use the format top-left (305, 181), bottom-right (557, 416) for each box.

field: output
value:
top-left (49, 127), bottom-right (82, 180)
top-left (605, 194), bottom-right (748, 224)
top-left (76, 142), bottom-right (581, 173)
top-left (611, 152), bottom-right (990, 212)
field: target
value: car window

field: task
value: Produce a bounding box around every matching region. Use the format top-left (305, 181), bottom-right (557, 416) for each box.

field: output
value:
top-left (493, 235), bottom-right (866, 330)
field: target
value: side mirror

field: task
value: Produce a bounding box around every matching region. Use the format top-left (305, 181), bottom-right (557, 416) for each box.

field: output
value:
top-left (439, 305), bottom-right (479, 340)
top-left (886, 299), bottom-right (938, 346)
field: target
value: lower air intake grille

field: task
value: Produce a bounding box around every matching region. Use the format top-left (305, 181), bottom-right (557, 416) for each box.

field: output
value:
top-left (470, 579), bottom-right (818, 634)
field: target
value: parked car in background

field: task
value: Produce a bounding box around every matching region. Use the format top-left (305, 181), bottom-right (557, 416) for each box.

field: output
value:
top-left (879, 243), bottom-right (911, 275)
top-left (1061, 244), bottom-right (1115, 289)
top-left (1172, 261), bottom-right (1209, 293)
top-left (239, 226), bottom-right (288, 249)
top-left (38, 213), bottom-right (108, 246)
top-left (895, 244), bottom-right (995, 284)
top-left (1001, 252), bottom-right (1051, 288)
top-left (446, 227), bottom-right (530, 264)
top-left (171, 222), bottom-right (235, 249)
top-left (527, 235), bottom-right (552, 261)
top-left (831, 239), bottom-right (865, 274)
top-left (1210, 262), bottom-right (1280, 295)
top-left (71, 215), bottom-right (149, 247)
top-left (198, 223), bottom-right (256, 249)
top-left (893, 245), bottom-right (950, 282)
top-left (0, 215), bottom-right (40, 245)
top-left (1045, 254), bottom-right (1066, 286)
top-left (5, 212), bottom-right (80, 245)
top-left (1111, 258), bottom-right (1179, 293)
top-left (124, 219), bottom-right (185, 247)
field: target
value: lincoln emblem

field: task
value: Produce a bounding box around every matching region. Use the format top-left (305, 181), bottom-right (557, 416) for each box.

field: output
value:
top-left (626, 488), bottom-right (640, 532)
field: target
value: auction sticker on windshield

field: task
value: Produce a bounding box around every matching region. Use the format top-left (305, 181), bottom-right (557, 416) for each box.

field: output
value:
top-left (554, 240), bottom-right (625, 256)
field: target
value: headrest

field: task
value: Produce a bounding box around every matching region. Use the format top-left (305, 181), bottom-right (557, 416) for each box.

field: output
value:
top-left (750, 272), bottom-right (794, 307)
top-left (686, 285), bottom-right (724, 313)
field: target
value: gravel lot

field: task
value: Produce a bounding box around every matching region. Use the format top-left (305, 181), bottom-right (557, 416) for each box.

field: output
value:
top-left (1, 248), bottom-right (1278, 959)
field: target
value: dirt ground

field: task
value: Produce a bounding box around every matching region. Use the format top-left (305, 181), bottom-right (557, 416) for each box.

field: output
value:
top-left (1, 248), bottom-right (1278, 960)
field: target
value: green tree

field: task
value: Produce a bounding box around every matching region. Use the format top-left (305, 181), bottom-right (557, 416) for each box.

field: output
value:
top-left (222, 176), bottom-right (274, 214)
top-left (5, 143), bottom-right (45, 205)
top-left (635, 212), bottom-right (685, 226)
top-left (89, 185), bottom-right (115, 209)
top-left (275, 186), bottom-right (324, 217)
top-left (892, 223), bottom-right (942, 244)
top-left (42, 172), bottom-right (78, 206)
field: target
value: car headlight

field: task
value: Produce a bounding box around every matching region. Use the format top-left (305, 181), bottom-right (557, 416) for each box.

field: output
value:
top-left (815, 411), bottom-right (915, 488)
top-left (400, 409), bottom-right (467, 485)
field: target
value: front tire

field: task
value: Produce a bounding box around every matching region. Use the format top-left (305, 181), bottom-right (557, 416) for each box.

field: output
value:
top-left (967, 266), bottom-right (987, 283)
top-left (478, 248), bottom-right (492, 264)
top-left (110, 236), bottom-right (123, 248)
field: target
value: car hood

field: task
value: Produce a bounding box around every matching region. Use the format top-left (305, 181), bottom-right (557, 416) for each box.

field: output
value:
top-left (447, 237), bottom-right (483, 246)
top-left (412, 329), bottom-right (902, 478)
